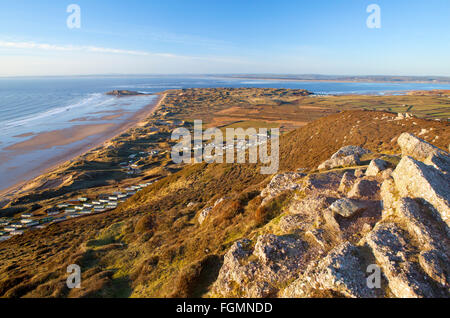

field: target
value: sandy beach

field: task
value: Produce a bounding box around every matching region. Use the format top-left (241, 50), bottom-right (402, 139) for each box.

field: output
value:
top-left (0, 93), bottom-right (166, 197)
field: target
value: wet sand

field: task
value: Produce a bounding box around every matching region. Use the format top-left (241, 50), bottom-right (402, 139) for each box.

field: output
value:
top-left (69, 111), bottom-right (129, 122)
top-left (13, 132), bottom-right (35, 138)
top-left (0, 93), bottom-right (166, 197)
top-left (5, 123), bottom-right (117, 152)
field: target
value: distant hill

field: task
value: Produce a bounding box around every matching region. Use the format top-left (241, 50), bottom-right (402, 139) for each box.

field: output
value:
top-left (222, 74), bottom-right (450, 84)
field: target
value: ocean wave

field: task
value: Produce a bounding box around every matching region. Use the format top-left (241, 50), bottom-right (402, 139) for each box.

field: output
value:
top-left (1, 93), bottom-right (115, 129)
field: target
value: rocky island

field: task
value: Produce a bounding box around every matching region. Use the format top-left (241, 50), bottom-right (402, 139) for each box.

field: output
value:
top-left (106, 90), bottom-right (149, 97)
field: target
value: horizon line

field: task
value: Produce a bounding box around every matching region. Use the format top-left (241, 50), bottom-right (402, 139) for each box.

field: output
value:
top-left (1, 73), bottom-right (450, 80)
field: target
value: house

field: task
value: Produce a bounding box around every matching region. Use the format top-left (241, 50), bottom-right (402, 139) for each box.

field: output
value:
top-left (53, 217), bottom-right (67, 223)
top-left (22, 213), bottom-right (33, 218)
top-left (57, 204), bottom-right (69, 208)
top-left (78, 197), bottom-right (88, 202)
top-left (11, 230), bottom-right (24, 236)
top-left (21, 219), bottom-right (35, 224)
top-left (65, 208), bottom-right (76, 213)
top-left (46, 207), bottom-right (60, 214)
top-left (83, 204), bottom-right (93, 208)
top-left (127, 169), bottom-right (141, 175)
top-left (40, 217), bottom-right (54, 224)
top-left (75, 206), bottom-right (84, 210)
top-left (24, 221), bottom-right (39, 228)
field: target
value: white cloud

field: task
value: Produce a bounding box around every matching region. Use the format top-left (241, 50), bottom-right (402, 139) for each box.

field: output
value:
top-left (0, 40), bottom-right (150, 56)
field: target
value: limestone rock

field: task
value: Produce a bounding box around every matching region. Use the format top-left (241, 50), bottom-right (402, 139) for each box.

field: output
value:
top-left (380, 168), bottom-right (393, 180)
top-left (261, 173), bottom-right (304, 204)
top-left (198, 207), bottom-right (213, 225)
top-left (282, 242), bottom-right (377, 298)
top-left (392, 156), bottom-right (450, 226)
top-left (289, 194), bottom-right (336, 215)
top-left (253, 234), bottom-right (304, 267)
top-left (330, 146), bottom-right (371, 160)
top-left (395, 113), bottom-right (413, 120)
top-left (198, 197), bottom-right (230, 224)
top-left (338, 171), bottom-right (357, 192)
top-left (419, 250), bottom-right (449, 288)
top-left (212, 235), bottom-right (305, 298)
top-left (366, 159), bottom-right (389, 177)
top-left (354, 169), bottom-right (365, 178)
top-left (380, 178), bottom-right (397, 213)
top-left (279, 214), bottom-right (308, 233)
top-left (329, 198), bottom-right (366, 218)
top-left (398, 132), bottom-right (445, 161)
top-left (367, 223), bottom-right (436, 298)
top-left (348, 178), bottom-right (380, 198)
top-left (318, 154), bottom-right (360, 170)
top-left (397, 133), bottom-right (450, 172)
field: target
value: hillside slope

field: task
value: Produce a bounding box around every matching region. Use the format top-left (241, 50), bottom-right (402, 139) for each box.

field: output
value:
top-left (0, 110), bottom-right (448, 298)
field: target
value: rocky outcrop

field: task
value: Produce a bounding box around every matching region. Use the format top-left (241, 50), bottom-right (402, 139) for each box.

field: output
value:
top-left (392, 156), bottom-right (450, 226)
top-left (198, 197), bottom-right (230, 225)
top-left (212, 235), bottom-right (305, 297)
top-left (282, 243), bottom-right (377, 298)
top-left (329, 198), bottom-right (366, 218)
top-left (398, 132), bottom-right (450, 173)
top-left (398, 132), bottom-right (445, 161)
top-left (318, 146), bottom-right (371, 170)
top-left (261, 173), bottom-right (304, 205)
top-left (338, 171), bottom-right (357, 192)
top-left (366, 223), bottom-right (437, 298)
top-left (366, 159), bottom-right (389, 177)
top-left (318, 154), bottom-right (360, 171)
top-left (213, 133), bottom-right (449, 298)
top-left (348, 178), bottom-right (380, 199)
top-left (330, 146), bottom-right (372, 160)
top-left (198, 207), bottom-right (213, 225)
top-left (106, 90), bottom-right (146, 97)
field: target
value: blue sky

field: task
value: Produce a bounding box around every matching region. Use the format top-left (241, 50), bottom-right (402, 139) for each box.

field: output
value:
top-left (0, 0), bottom-right (449, 76)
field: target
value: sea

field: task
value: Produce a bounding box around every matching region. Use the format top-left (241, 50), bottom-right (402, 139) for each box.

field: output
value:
top-left (1, 75), bottom-right (450, 192)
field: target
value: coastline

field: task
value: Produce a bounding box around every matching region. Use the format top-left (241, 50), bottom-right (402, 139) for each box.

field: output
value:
top-left (219, 76), bottom-right (450, 85)
top-left (0, 92), bottom-right (167, 198)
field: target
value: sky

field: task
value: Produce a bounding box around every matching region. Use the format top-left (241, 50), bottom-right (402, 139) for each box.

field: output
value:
top-left (0, 0), bottom-right (449, 77)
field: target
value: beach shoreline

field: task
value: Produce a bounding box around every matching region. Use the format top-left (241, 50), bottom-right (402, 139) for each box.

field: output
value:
top-left (0, 93), bottom-right (166, 198)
